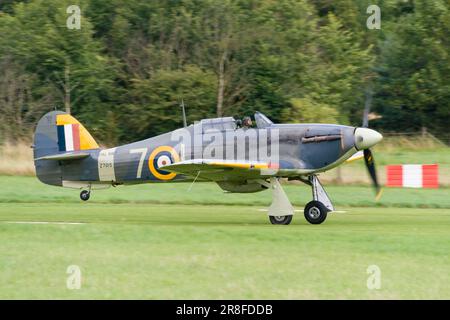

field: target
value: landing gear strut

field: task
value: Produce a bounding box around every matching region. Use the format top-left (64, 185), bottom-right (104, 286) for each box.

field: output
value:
top-left (303, 175), bottom-right (334, 224)
top-left (259, 175), bottom-right (334, 225)
top-left (263, 178), bottom-right (294, 225)
top-left (80, 186), bottom-right (91, 201)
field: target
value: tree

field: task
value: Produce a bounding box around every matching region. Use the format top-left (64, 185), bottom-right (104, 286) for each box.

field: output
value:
top-left (0, 0), bottom-right (120, 142)
top-left (0, 0), bottom-right (448, 145)
top-left (281, 97), bottom-right (339, 124)
top-left (123, 65), bottom-right (217, 141)
top-left (307, 13), bottom-right (374, 125)
top-left (0, 57), bottom-right (55, 141)
top-left (373, 0), bottom-right (450, 140)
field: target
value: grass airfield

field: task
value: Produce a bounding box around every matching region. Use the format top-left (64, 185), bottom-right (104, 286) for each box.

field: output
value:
top-left (0, 177), bottom-right (449, 299)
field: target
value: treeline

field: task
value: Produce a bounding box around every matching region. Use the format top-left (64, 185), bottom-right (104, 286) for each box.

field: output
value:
top-left (0, 0), bottom-right (449, 145)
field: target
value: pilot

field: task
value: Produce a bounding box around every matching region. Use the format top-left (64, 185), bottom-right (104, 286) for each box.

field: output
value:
top-left (242, 116), bottom-right (253, 129)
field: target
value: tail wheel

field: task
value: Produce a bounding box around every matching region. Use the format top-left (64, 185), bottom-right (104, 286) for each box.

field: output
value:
top-left (269, 215), bottom-right (293, 225)
top-left (80, 190), bottom-right (90, 201)
top-left (304, 201), bottom-right (328, 224)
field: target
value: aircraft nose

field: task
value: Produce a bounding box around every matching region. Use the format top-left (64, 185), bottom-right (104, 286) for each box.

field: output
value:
top-left (354, 128), bottom-right (383, 150)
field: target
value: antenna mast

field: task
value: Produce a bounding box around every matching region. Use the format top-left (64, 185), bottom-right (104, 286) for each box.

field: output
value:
top-left (180, 99), bottom-right (187, 128)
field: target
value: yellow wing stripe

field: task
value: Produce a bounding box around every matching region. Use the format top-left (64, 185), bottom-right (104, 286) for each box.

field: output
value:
top-left (56, 114), bottom-right (99, 150)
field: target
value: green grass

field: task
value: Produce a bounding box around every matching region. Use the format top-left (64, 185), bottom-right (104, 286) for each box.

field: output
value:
top-left (1, 176), bottom-right (450, 299)
top-left (1, 176), bottom-right (449, 208)
top-left (373, 147), bottom-right (450, 166)
top-left (0, 204), bottom-right (449, 299)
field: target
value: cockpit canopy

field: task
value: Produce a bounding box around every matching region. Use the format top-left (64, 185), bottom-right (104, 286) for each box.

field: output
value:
top-left (254, 111), bottom-right (273, 128)
top-left (200, 117), bottom-right (237, 132)
top-left (199, 112), bottom-right (273, 132)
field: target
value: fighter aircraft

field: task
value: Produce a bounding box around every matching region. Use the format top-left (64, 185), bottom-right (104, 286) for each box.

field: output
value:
top-left (33, 110), bottom-right (382, 225)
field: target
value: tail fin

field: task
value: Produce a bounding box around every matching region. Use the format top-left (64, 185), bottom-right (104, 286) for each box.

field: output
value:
top-left (33, 111), bottom-right (99, 185)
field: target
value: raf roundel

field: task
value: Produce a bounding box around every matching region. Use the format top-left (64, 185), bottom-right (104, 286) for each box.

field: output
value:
top-left (148, 146), bottom-right (180, 180)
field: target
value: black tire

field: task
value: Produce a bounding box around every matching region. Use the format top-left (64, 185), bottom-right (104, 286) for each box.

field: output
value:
top-left (269, 215), bottom-right (293, 225)
top-left (80, 190), bottom-right (90, 201)
top-left (304, 201), bottom-right (328, 224)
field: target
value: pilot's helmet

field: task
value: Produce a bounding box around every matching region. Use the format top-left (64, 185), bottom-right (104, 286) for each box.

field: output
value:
top-left (243, 116), bottom-right (252, 127)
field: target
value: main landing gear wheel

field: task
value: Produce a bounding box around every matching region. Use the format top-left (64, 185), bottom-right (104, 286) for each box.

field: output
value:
top-left (269, 215), bottom-right (293, 225)
top-left (304, 201), bottom-right (329, 225)
top-left (80, 190), bottom-right (90, 201)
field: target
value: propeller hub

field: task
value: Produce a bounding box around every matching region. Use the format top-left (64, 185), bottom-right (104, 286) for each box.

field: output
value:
top-left (354, 128), bottom-right (383, 150)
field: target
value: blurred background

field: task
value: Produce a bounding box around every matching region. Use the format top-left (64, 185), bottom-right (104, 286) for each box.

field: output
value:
top-left (1, 1), bottom-right (450, 300)
top-left (0, 0), bottom-right (449, 184)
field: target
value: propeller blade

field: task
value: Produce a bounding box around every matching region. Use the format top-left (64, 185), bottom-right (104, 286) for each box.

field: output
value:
top-left (362, 87), bottom-right (372, 128)
top-left (363, 148), bottom-right (382, 200)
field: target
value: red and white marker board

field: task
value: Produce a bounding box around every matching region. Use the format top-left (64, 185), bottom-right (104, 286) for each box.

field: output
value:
top-left (386, 164), bottom-right (439, 188)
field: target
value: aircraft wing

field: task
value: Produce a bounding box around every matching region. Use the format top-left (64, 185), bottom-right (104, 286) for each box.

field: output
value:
top-left (34, 152), bottom-right (90, 161)
top-left (159, 159), bottom-right (278, 181)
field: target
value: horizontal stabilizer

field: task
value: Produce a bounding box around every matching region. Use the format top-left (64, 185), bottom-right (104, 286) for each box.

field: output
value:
top-left (35, 152), bottom-right (90, 161)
